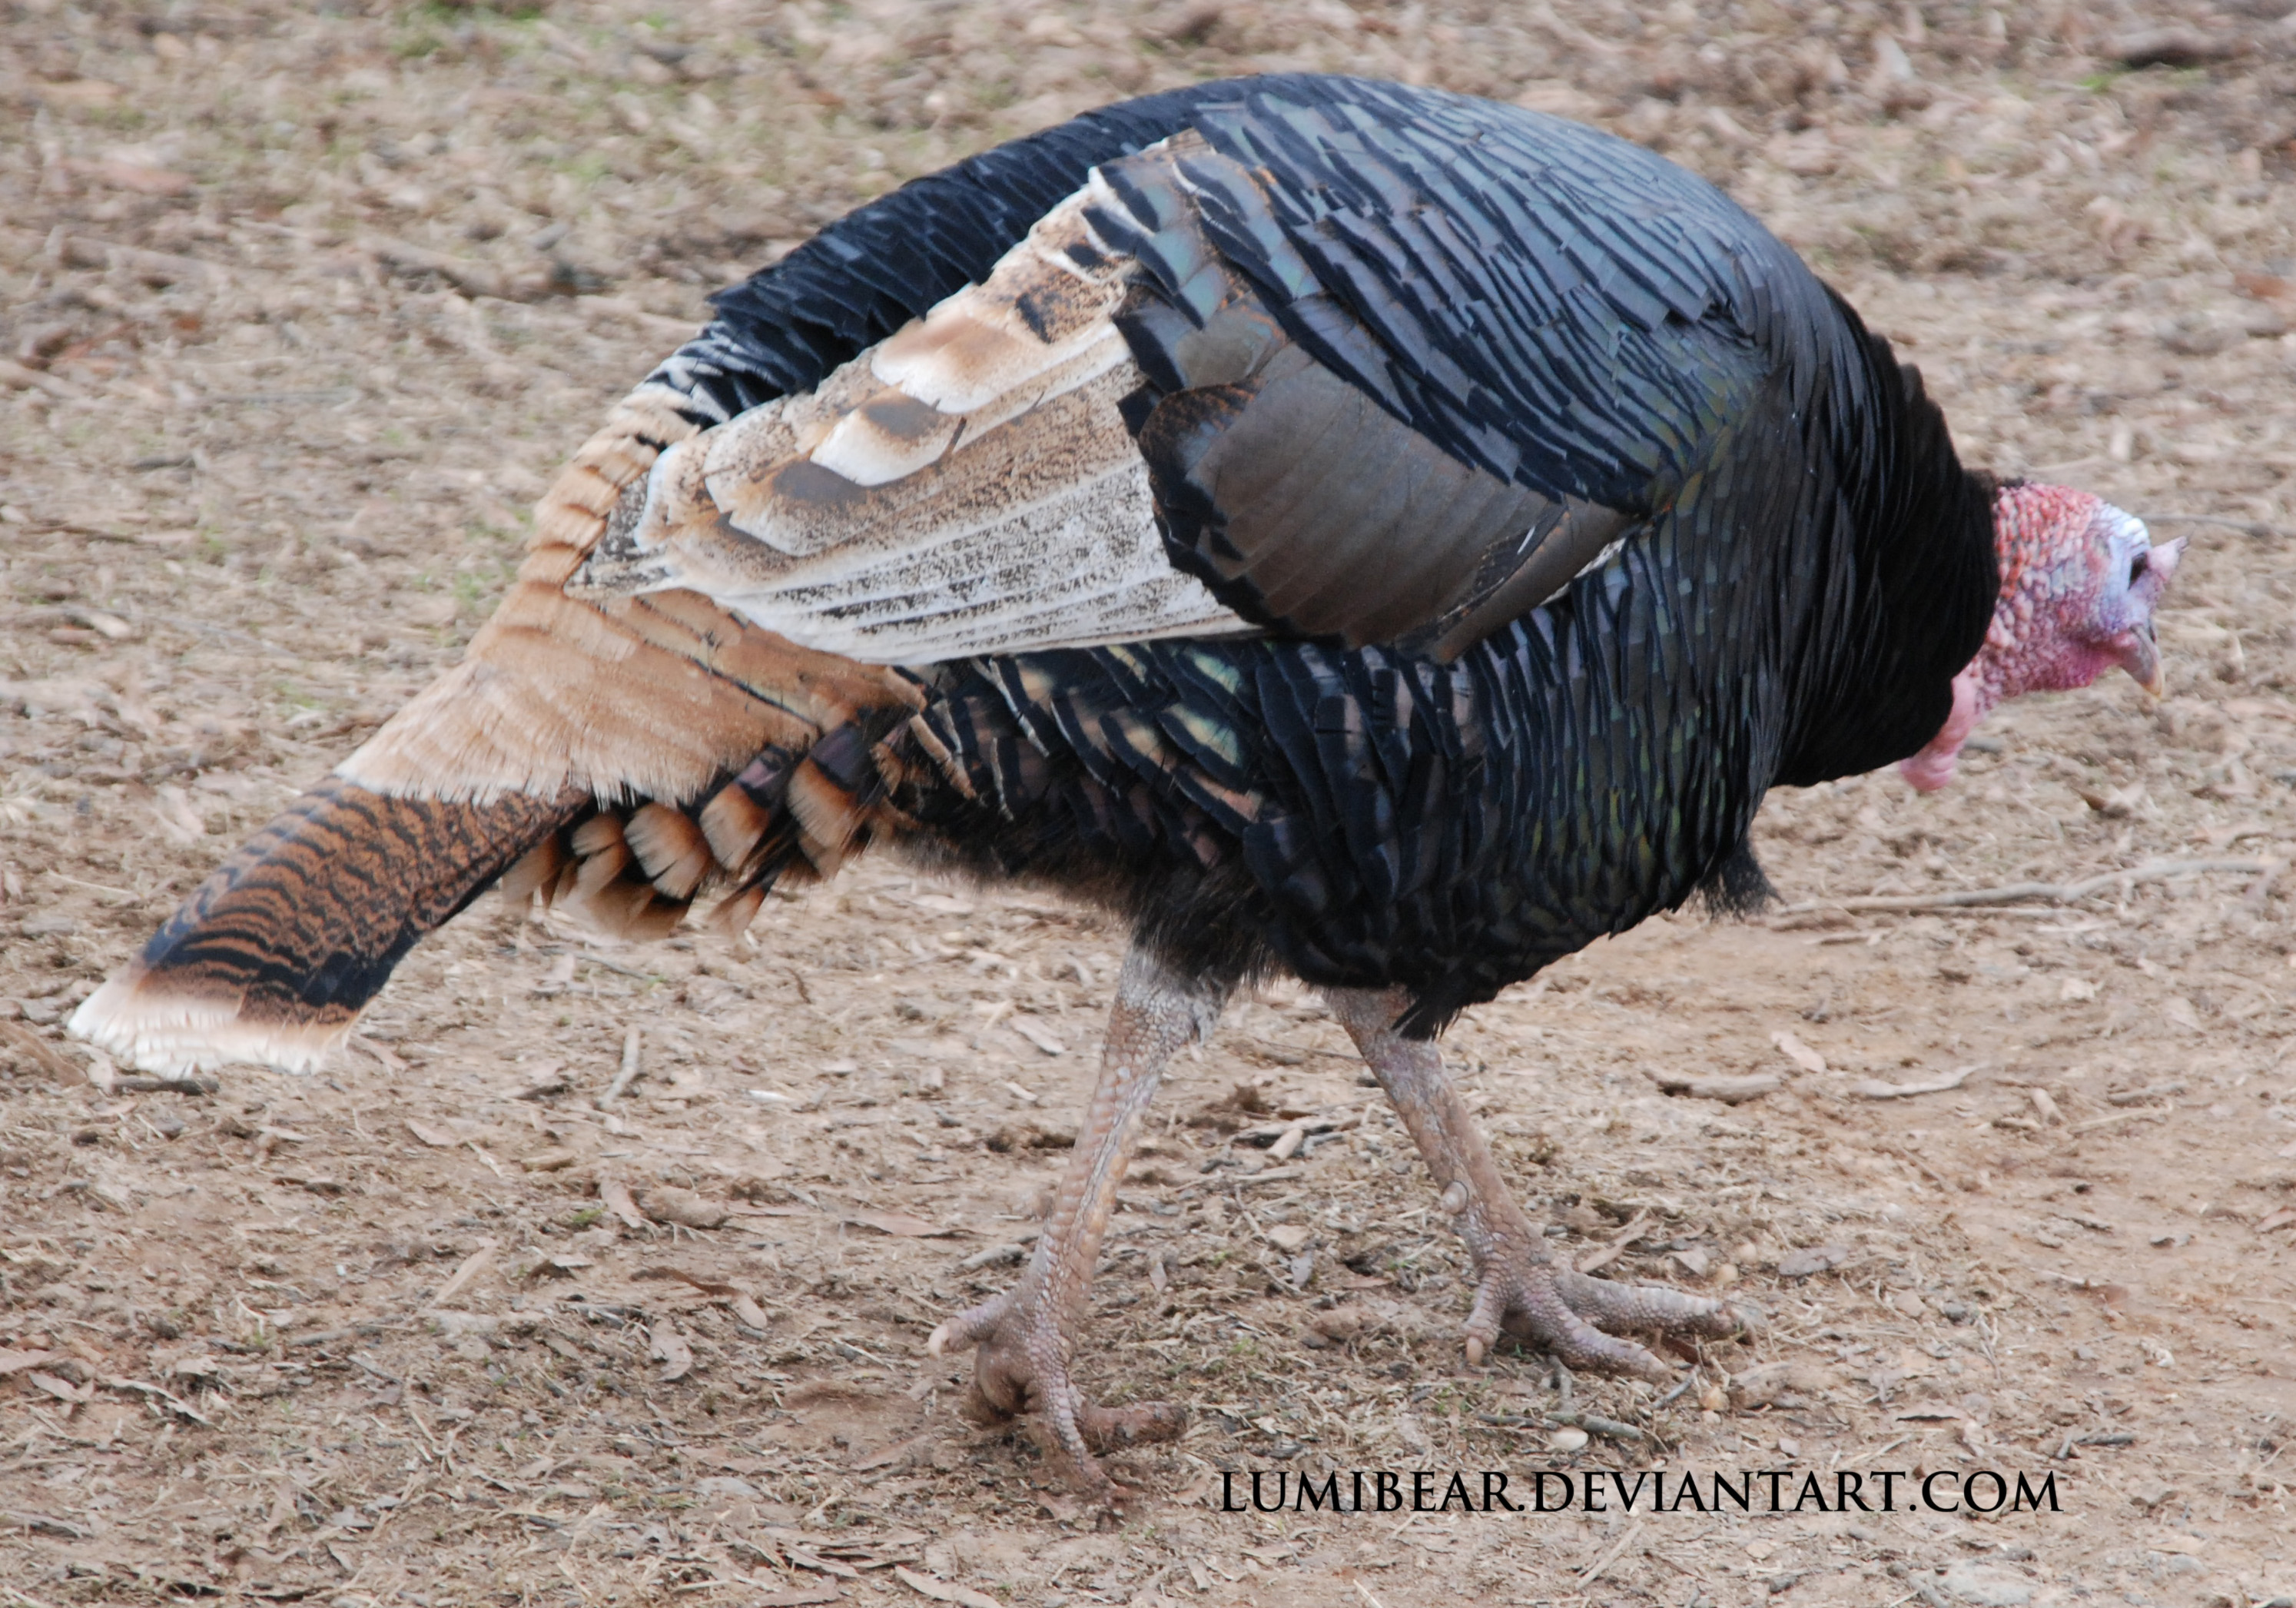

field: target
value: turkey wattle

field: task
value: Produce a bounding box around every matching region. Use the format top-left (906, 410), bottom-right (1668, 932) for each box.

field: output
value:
top-left (73, 75), bottom-right (2181, 1503)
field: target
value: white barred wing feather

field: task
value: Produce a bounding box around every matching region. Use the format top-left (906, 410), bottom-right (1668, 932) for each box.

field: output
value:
top-left (571, 177), bottom-right (1253, 665)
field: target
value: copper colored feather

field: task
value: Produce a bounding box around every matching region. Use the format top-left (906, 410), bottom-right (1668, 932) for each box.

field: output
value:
top-left (625, 802), bottom-right (714, 900)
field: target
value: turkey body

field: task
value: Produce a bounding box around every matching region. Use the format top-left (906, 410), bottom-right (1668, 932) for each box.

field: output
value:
top-left (651, 70), bottom-right (1996, 1032)
top-left (79, 74), bottom-right (1997, 1067)
top-left (75, 71), bottom-right (2009, 1504)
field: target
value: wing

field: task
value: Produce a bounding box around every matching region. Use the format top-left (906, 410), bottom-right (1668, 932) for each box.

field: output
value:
top-left (576, 78), bottom-right (1839, 666)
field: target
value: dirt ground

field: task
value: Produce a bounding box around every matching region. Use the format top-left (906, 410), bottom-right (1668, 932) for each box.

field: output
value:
top-left (5, 1), bottom-right (2296, 1604)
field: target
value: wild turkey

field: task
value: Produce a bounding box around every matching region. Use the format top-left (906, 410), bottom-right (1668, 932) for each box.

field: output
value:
top-left (75, 75), bottom-right (2182, 1502)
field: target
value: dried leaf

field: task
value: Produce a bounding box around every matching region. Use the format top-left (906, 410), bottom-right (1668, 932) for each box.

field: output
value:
top-left (0, 1350), bottom-right (58, 1377)
top-left (405, 1120), bottom-right (456, 1148)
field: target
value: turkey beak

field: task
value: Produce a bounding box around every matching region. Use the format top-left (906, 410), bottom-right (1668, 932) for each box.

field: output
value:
top-left (2117, 623), bottom-right (2164, 699)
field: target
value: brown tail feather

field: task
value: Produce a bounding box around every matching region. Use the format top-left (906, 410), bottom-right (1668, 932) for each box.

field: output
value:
top-left (70, 778), bottom-right (577, 1074)
top-left (75, 380), bottom-right (927, 1075)
top-left (624, 802), bottom-right (712, 900)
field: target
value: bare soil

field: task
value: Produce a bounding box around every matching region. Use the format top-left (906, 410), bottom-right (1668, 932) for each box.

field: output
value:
top-left (4, 2), bottom-right (2295, 1605)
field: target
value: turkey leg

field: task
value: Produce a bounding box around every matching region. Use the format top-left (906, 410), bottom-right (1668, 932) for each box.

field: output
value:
top-left (1326, 988), bottom-right (1751, 1376)
top-left (928, 946), bottom-right (1223, 1502)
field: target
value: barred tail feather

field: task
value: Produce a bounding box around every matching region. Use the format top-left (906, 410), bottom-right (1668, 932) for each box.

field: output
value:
top-left (70, 779), bottom-right (578, 1075)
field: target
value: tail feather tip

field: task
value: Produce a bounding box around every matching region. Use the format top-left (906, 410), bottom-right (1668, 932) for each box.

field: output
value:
top-left (68, 968), bottom-right (352, 1077)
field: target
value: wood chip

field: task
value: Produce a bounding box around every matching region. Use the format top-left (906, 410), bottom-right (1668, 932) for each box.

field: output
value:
top-left (522, 1148), bottom-right (579, 1172)
top-left (1008, 1018), bottom-right (1064, 1056)
top-left (362, 233), bottom-right (546, 301)
top-left (1777, 1244), bottom-right (1851, 1278)
top-left (599, 1178), bottom-right (649, 1229)
top-left (636, 1186), bottom-right (729, 1229)
top-left (1852, 1066), bottom-right (1977, 1099)
top-left (0, 1021), bottom-right (81, 1083)
top-left (842, 1210), bottom-right (951, 1238)
top-left (1575, 1209), bottom-right (1651, 1274)
top-left (1771, 1030), bottom-right (1829, 1074)
top-left (599, 1025), bottom-right (643, 1106)
top-left (788, 1546), bottom-right (861, 1580)
top-left (893, 1565), bottom-right (1002, 1608)
top-left (1647, 1068), bottom-right (1781, 1104)
top-left (26, 1370), bottom-right (89, 1404)
top-left (2073, 1108), bottom-right (2172, 1135)
top-left (405, 1119), bottom-right (457, 1148)
top-left (513, 1063), bottom-right (569, 1099)
top-left (639, 1266), bottom-right (739, 1297)
top-left (0, 1351), bottom-right (58, 1377)
top-left (104, 1375), bottom-right (213, 1425)
top-left (431, 1241), bottom-right (497, 1307)
top-left (648, 1323), bottom-right (694, 1383)
top-left (1780, 858), bottom-right (2270, 915)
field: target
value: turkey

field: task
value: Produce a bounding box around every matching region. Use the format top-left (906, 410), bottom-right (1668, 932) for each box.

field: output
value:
top-left (75, 75), bottom-right (2182, 1503)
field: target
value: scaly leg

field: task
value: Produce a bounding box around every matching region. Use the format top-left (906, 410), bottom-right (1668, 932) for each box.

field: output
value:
top-left (1326, 988), bottom-right (1753, 1377)
top-left (929, 946), bottom-right (1223, 1502)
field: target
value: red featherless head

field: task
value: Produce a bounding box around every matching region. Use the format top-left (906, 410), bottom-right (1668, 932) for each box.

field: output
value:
top-left (1900, 483), bottom-right (2184, 792)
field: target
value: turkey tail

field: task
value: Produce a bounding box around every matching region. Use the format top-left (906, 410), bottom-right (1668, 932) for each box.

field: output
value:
top-left (71, 779), bottom-right (577, 1075)
top-left (75, 380), bottom-right (920, 1074)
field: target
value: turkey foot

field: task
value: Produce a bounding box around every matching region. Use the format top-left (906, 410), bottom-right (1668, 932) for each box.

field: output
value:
top-left (928, 947), bottom-right (1223, 1503)
top-left (929, 1286), bottom-right (1189, 1501)
top-left (1326, 988), bottom-right (1754, 1377)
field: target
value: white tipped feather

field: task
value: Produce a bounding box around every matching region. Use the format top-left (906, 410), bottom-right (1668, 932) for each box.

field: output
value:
top-left (566, 175), bottom-right (1257, 667)
top-left (69, 970), bottom-right (350, 1076)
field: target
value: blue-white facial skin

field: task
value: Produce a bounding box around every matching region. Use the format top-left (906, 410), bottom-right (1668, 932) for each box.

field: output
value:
top-left (1901, 490), bottom-right (2184, 792)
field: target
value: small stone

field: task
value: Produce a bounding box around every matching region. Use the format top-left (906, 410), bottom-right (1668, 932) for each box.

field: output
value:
top-left (1548, 1426), bottom-right (1589, 1452)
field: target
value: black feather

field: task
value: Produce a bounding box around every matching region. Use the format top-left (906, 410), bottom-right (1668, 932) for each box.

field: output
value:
top-left (651, 75), bottom-right (1994, 1036)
